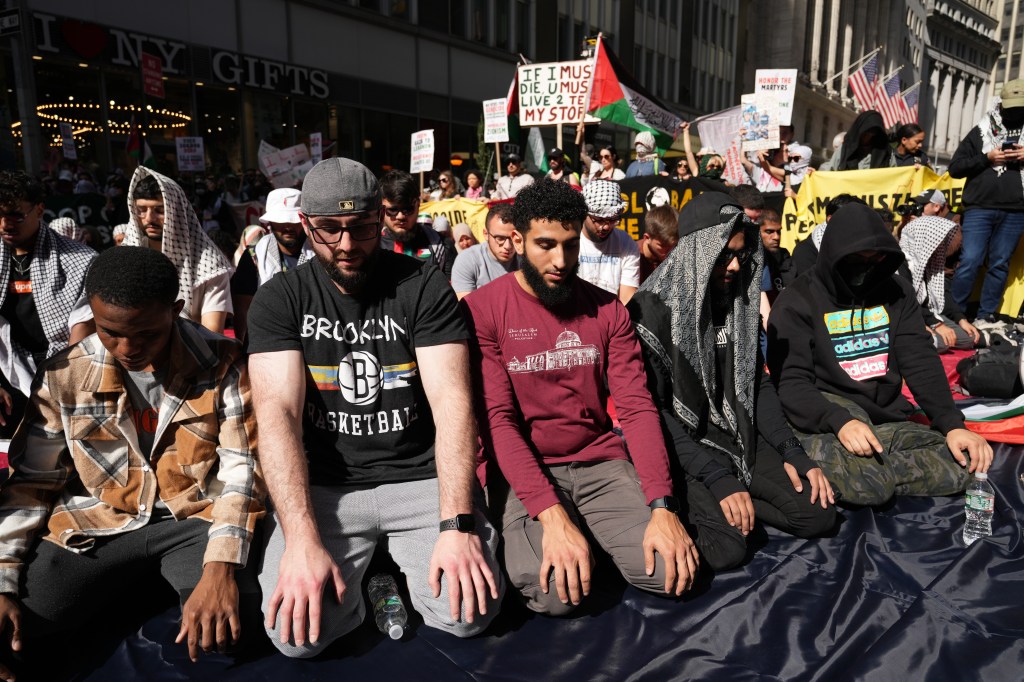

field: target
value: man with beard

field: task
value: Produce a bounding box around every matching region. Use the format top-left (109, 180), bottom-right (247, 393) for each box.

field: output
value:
top-left (949, 80), bottom-right (1024, 328)
top-left (379, 170), bottom-right (456, 279)
top-left (246, 158), bottom-right (503, 657)
top-left (768, 204), bottom-right (993, 506)
top-left (577, 179), bottom-right (641, 304)
top-left (629, 193), bottom-right (836, 571)
top-left (0, 171), bottom-right (95, 440)
top-left (123, 169), bottom-right (233, 334)
top-left (544, 148), bottom-right (581, 187)
top-left (230, 188), bottom-right (313, 340)
top-left (462, 179), bottom-right (698, 616)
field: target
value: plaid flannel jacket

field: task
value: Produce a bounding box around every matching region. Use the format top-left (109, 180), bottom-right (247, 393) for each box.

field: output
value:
top-left (0, 318), bottom-right (264, 596)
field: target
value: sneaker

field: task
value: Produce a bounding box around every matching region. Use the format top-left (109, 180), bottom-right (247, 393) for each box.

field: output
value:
top-left (974, 315), bottom-right (1004, 331)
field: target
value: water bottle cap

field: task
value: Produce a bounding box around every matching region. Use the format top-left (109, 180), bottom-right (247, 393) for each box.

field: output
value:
top-left (975, 472), bottom-right (988, 480)
top-left (388, 623), bottom-right (404, 640)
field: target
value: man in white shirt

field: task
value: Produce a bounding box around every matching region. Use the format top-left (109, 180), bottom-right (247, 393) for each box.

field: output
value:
top-left (452, 204), bottom-right (518, 300)
top-left (493, 153), bottom-right (535, 199)
top-left (577, 180), bottom-right (640, 304)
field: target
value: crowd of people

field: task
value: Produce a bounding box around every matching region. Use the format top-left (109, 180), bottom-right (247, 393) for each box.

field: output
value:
top-left (0, 81), bottom-right (1018, 678)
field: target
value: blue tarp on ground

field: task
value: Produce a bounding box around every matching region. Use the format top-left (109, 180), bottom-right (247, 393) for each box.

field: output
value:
top-left (52, 444), bottom-right (1024, 681)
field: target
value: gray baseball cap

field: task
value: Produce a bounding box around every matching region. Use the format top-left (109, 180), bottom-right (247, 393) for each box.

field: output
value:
top-left (300, 158), bottom-right (381, 216)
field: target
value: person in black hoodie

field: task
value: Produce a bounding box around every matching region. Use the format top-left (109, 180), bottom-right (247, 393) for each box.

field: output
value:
top-left (949, 79), bottom-right (1024, 327)
top-left (819, 111), bottom-right (894, 171)
top-left (630, 193), bottom-right (836, 571)
top-left (767, 203), bottom-right (993, 506)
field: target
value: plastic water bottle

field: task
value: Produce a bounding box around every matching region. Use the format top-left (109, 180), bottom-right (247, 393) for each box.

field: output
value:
top-left (368, 573), bottom-right (407, 640)
top-left (963, 472), bottom-right (995, 546)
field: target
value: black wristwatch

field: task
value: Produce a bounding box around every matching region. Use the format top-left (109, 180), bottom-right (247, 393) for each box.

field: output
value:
top-left (439, 514), bottom-right (476, 533)
top-left (649, 496), bottom-right (680, 513)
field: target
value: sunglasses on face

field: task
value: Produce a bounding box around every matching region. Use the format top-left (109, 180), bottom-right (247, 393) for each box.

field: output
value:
top-left (715, 247), bottom-right (755, 267)
top-left (599, 153), bottom-right (612, 159)
top-left (383, 205), bottom-right (417, 218)
top-left (439, 178), bottom-right (449, 184)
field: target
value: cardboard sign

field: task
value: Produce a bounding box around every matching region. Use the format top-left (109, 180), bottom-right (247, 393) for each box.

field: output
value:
top-left (410, 129), bottom-right (435, 174)
top-left (740, 94), bottom-right (779, 152)
top-left (754, 69), bottom-right (798, 127)
top-left (141, 52), bottom-right (165, 99)
top-left (483, 98), bottom-right (509, 143)
top-left (59, 122), bottom-right (76, 160)
top-left (517, 61), bottom-right (594, 126)
top-left (175, 136), bottom-right (205, 172)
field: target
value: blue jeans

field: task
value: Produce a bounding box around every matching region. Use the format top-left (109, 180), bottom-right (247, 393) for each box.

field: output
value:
top-left (951, 208), bottom-right (1024, 318)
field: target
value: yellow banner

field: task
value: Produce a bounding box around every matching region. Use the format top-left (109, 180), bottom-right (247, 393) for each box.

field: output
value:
top-left (782, 167), bottom-right (1024, 316)
top-left (421, 197), bottom-right (491, 242)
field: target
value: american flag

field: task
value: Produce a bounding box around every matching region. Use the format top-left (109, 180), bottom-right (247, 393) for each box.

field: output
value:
top-left (902, 83), bottom-right (920, 124)
top-left (875, 72), bottom-right (904, 128)
top-left (849, 53), bottom-right (879, 111)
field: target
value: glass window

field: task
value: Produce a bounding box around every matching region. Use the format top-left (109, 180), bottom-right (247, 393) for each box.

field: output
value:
top-left (419, 0), bottom-right (450, 33)
top-left (0, 53), bottom-right (20, 171)
top-left (471, 0), bottom-right (490, 43)
top-left (31, 60), bottom-right (102, 171)
top-left (388, 0), bottom-right (409, 20)
top-left (515, 0), bottom-right (530, 54)
top-left (496, 1), bottom-right (509, 49)
top-left (250, 91), bottom-right (290, 151)
top-left (197, 85), bottom-right (242, 175)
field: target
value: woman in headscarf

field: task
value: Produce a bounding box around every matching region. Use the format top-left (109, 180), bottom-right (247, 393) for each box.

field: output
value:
top-left (820, 110), bottom-right (894, 171)
top-left (628, 192), bottom-right (836, 570)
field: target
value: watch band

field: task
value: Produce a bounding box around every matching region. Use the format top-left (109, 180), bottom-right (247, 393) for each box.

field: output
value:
top-left (439, 514), bottom-right (476, 533)
top-left (649, 496), bottom-right (680, 513)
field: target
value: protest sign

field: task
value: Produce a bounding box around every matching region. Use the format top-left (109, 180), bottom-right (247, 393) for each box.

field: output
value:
top-left (310, 132), bottom-right (322, 163)
top-left (694, 106), bottom-right (746, 187)
top-left (259, 143), bottom-right (312, 188)
top-left (615, 175), bottom-right (724, 240)
top-left (517, 61), bottom-right (594, 126)
top-left (411, 129), bottom-right (435, 174)
top-left (141, 52), bottom-right (165, 99)
top-left (740, 94), bottom-right (779, 152)
top-left (421, 197), bottom-right (491, 242)
top-left (754, 69), bottom-right (797, 126)
top-left (483, 98), bottom-right (510, 143)
top-left (59, 122), bottom-right (76, 160)
top-left (175, 136), bottom-right (204, 172)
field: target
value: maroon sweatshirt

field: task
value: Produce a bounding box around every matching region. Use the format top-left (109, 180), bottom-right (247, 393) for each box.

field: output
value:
top-left (462, 273), bottom-right (673, 518)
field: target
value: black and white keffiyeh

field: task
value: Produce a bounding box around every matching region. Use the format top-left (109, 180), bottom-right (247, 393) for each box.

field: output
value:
top-left (0, 222), bottom-right (96, 359)
top-left (582, 179), bottom-right (627, 218)
top-left (123, 168), bottom-right (232, 320)
top-left (978, 96), bottom-right (1024, 194)
top-left (630, 192), bottom-right (762, 485)
top-left (253, 233), bottom-right (314, 285)
top-left (48, 217), bottom-right (85, 242)
top-left (899, 216), bottom-right (957, 317)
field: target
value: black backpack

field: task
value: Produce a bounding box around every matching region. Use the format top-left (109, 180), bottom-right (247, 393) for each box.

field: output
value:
top-left (956, 345), bottom-right (1024, 399)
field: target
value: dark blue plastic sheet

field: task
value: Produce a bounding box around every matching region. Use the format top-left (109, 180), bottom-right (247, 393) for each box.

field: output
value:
top-left (66, 445), bottom-right (1023, 681)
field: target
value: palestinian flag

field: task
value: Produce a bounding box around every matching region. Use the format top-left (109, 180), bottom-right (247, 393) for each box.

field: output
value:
top-left (126, 116), bottom-right (157, 168)
top-left (587, 35), bottom-right (681, 152)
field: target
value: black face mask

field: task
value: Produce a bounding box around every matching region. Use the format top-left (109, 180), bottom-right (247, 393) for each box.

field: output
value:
top-left (837, 260), bottom-right (881, 297)
top-left (1003, 107), bottom-right (1024, 130)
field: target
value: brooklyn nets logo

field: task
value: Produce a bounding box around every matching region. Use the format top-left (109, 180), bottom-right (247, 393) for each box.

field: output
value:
top-left (337, 351), bottom-right (383, 405)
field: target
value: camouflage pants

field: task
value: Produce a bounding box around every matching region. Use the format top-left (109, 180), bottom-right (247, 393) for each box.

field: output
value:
top-left (792, 393), bottom-right (972, 506)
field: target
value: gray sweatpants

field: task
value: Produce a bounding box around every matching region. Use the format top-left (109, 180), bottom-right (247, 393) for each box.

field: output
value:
top-left (494, 459), bottom-right (667, 617)
top-left (258, 477), bottom-right (504, 658)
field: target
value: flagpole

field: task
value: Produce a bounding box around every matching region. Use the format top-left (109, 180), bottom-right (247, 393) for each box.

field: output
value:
top-left (877, 65), bottom-right (904, 82)
top-left (575, 32), bottom-right (602, 147)
top-left (899, 80), bottom-right (921, 97)
top-left (821, 46), bottom-right (882, 87)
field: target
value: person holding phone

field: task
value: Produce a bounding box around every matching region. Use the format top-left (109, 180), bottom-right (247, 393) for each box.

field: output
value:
top-left (949, 79), bottom-right (1024, 329)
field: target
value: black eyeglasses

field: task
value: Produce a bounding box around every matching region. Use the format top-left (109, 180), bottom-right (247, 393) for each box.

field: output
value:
top-left (305, 219), bottom-right (381, 244)
top-left (488, 233), bottom-right (514, 246)
top-left (715, 247), bottom-right (755, 267)
top-left (383, 205), bottom-right (417, 218)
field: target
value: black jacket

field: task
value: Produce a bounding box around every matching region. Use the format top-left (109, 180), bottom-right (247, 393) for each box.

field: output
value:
top-left (949, 126), bottom-right (1024, 211)
top-left (767, 204), bottom-right (965, 436)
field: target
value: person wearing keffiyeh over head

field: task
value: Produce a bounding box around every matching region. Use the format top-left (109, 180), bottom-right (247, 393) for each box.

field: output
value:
top-left (897, 216), bottom-right (979, 352)
top-left (0, 171), bottom-right (96, 439)
top-left (629, 192), bottom-right (836, 570)
top-left (123, 168), bottom-right (233, 334)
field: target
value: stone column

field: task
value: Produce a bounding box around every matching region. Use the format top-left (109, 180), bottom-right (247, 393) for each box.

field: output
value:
top-left (826, 0), bottom-right (842, 85)
top-left (946, 73), bottom-right (965, 154)
top-left (810, 0), bottom-right (825, 82)
top-left (934, 66), bottom-right (953, 158)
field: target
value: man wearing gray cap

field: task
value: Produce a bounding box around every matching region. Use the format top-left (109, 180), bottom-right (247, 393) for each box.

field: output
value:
top-left (246, 158), bottom-right (503, 657)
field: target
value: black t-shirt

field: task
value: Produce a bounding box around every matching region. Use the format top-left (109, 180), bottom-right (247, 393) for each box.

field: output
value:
top-left (231, 249), bottom-right (260, 298)
top-left (246, 251), bottom-right (468, 486)
top-left (1, 253), bottom-right (49, 365)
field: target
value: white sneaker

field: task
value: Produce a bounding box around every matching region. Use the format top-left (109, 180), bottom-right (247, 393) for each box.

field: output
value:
top-left (974, 317), bottom-right (1005, 331)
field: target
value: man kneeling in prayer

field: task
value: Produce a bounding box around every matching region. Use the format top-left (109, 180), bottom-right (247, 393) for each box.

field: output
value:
top-left (767, 203), bottom-right (992, 506)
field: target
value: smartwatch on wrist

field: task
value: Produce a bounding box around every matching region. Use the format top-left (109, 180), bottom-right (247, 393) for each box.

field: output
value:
top-left (648, 496), bottom-right (680, 513)
top-left (439, 514), bottom-right (476, 533)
